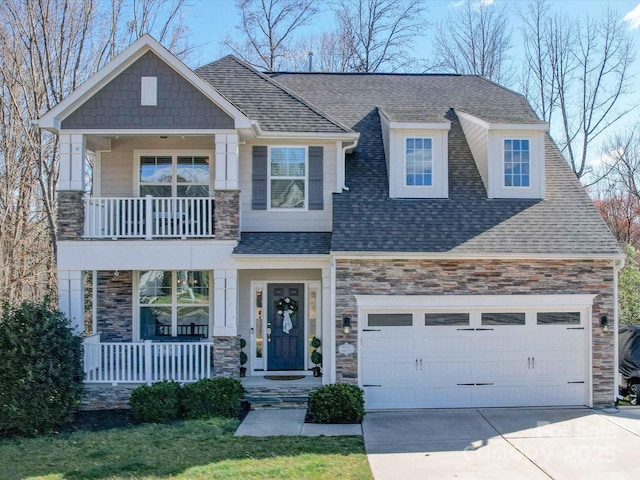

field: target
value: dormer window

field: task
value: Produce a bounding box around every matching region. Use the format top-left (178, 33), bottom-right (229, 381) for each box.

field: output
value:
top-left (406, 138), bottom-right (433, 186)
top-left (504, 139), bottom-right (530, 188)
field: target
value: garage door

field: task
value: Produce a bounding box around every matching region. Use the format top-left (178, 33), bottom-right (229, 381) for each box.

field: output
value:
top-left (361, 305), bottom-right (589, 409)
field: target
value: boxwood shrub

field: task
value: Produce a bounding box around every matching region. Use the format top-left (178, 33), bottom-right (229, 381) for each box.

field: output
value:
top-left (0, 299), bottom-right (84, 437)
top-left (181, 378), bottom-right (245, 419)
top-left (129, 381), bottom-right (182, 423)
top-left (307, 383), bottom-right (365, 424)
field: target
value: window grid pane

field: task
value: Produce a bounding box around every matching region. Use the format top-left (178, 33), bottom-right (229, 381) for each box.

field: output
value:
top-left (405, 138), bottom-right (433, 186)
top-left (269, 147), bottom-right (307, 209)
top-left (504, 139), bottom-right (530, 187)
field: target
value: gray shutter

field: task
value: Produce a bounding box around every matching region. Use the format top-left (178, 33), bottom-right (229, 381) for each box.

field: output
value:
top-left (308, 146), bottom-right (323, 210)
top-left (252, 146), bottom-right (268, 210)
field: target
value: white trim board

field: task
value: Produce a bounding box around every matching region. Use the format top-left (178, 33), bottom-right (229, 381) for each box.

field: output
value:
top-left (354, 294), bottom-right (597, 309)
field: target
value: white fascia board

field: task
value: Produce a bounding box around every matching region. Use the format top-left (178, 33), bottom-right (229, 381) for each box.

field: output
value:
top-left (231, 255), bottom-right (330, 269)
top-left (454, 109), bottom-right (548, 132)
top-left (255, 131), bottom-right (359, 141)
top-left (38, 34), bottom-right (252, 132)
top-left (331, 251), bottom-right (625, 261)
top-left (388, 122), bottom-right (451, 130)
top-left (355, 294), bottom-right (597, 309)
top-left (57, 239), bottom-right (238, 270)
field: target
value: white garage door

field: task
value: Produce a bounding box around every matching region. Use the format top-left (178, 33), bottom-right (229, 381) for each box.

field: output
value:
top-left (360, 303), bottom-right (590, 409)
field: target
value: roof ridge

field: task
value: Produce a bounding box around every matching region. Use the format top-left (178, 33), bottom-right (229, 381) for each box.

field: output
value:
top-left (222, 55), bottom-right (355, 134)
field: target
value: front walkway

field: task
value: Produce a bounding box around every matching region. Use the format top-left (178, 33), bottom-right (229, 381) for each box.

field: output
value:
top-left (234, 409), bottom-right (362, 437)
top-left (364, 407), bottom-right (640, 480)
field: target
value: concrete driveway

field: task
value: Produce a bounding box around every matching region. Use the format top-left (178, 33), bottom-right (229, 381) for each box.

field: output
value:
top-left (364, 408), bottom-right (640, 480)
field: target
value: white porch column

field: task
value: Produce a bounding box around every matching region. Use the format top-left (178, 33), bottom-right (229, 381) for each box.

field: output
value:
top-left (322, 265), bottom-right (335, 384)
top-left (58, 270), bottom-right (85, 334)
top-left (213, 269), bottom-right (238, 336)
top-left (214, 133), bottom-right (239, 191)
top-left (58, 133), bottom-right (86, 191)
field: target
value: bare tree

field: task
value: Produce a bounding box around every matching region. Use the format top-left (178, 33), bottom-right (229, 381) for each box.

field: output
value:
top-left (0, 0), bottom-right (191, 304)
top-left (333, 0), bottom-right (428, 73)
top-left (432, 0), bottom-right (512, 83)
top-left (521, 2), bottom-right (635, 178)
top-left (221, 0), bottom-right (318, 71)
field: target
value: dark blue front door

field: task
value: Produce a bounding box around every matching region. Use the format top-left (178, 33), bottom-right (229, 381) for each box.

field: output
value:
top-left (267, 283), bottom-right (304, 371)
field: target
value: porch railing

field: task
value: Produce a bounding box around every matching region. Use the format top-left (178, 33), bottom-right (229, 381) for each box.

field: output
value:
top-left (84, 195), bottom-right (215, 239)
top-left (83, 335), bottom-right (213, 384)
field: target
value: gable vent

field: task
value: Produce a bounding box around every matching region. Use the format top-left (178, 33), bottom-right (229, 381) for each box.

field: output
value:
top-left (141, 76), bottom-right (157, 106)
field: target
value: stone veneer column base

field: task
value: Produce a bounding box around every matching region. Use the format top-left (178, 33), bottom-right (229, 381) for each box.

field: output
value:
top-left (213, 336), bottom-right (240, 378)
top-left (214, 191), bottom-right (240, 240)
top-left (57, 190), bottom-right (85, 240)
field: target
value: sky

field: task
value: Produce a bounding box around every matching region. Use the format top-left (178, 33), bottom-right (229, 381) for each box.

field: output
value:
top-left (182, 0), bottom-right (640, 70)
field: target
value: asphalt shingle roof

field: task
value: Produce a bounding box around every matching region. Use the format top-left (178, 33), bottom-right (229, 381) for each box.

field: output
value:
top-left (233, 232), bottom-right (331, 255)
top-left (266, 72), bottom-right (621, 256)
top-left (193, 59), bottom-right (620, 256)
top-left (195, 56), bottom-right (352, 134)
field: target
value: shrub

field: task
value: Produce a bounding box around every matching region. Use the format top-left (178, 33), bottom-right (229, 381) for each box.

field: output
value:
top-left (307, 384), bottom-right (365, 424)
top-left (0, 299), bottom-right (84, 437)
top-left (129, 381), bottom-right (182, 423)
top-left (181, 378), bottom-right (245, 419)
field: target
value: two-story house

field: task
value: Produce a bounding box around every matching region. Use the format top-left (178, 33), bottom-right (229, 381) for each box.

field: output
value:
top-left (39, 35), bottom-right (623, 410)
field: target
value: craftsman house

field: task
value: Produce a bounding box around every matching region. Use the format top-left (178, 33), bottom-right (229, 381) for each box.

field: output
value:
top-left (39, 35), bottom-right (623, 409)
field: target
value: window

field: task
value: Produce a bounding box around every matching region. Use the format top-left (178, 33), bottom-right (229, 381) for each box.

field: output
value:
top-left (139, 154), bottom-right (210, 197)
top-left (425, 313), bottom-right (469, 326)
top-left (139, 271), bottom-right (210, 339)
top-left (269, 147), bottom-right (306, 209)
top-left (481, 312), bottom-right (526, 326)
top-left (504, 139), bottom-right (530, 187)
top-left (405, 138), bottom-right (433, 186)
top-left (368, 313), bottom-right (413, 327)
top-left (537, 312), bottom-right (580, 325)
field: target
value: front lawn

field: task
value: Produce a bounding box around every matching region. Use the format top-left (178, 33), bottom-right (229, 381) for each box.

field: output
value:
top-left (0, 417), bottom-right (372, 480)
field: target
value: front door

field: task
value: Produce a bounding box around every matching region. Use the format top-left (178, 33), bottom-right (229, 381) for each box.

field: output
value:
top-left (267, 283), bottom-right (305, 370)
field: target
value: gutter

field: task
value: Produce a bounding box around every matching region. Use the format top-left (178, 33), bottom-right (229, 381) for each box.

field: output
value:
top-left (340, 137), bottom-right (359, 191)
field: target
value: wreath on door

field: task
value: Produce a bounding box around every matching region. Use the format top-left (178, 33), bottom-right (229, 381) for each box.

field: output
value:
top-left (275, 297), bottom-right (298, 334)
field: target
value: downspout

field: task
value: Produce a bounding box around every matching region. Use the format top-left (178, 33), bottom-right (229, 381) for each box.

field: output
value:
top-left (614, 256), bottom-right (626, 404)
top-left (340, 137), bottom-right (359, 191)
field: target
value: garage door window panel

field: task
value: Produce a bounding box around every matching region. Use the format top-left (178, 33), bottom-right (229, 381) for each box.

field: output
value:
top-left (367, 313), bottom-right (413, 327)
top-left (537, 312), bottom-right (581, 325)
top-left (481, 312), bottom-right (526, 326)
top-left (424, 313), bottom-right (470, 326)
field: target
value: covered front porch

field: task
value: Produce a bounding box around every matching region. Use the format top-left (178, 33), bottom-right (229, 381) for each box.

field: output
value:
top-left (63, 264), bottom-right (334, 390)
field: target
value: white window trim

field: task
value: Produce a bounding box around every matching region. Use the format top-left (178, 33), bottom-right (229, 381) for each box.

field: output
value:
top-left (134, 150), bottom-right (214, 197)
top-left (133, 270), bottom-right (213, 342)
top-left (267, 145), bottom-right (309, 211)
top-left (502, 137), bottom-right (533, 190)
top-left (388, 129), bottom-right (449, 199)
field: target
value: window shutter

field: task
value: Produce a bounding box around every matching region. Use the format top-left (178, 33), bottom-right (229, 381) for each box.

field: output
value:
top-left (308, 146), bottom-right (323, 210)
top-left (252, 146), bottom-right (268, 210)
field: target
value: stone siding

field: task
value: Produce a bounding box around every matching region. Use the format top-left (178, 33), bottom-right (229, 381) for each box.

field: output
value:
top-left (80, 384), bottom-right (139, 410)
top-left (57, 191), bottom-right (85, 240)
top-left (214, 190), bottom-right (240, 240)
top-left (213, 336), bottom-right (240, 378)
top-left (97, 271), bottom-right (133, 342)
top-left (335, 258), bottom-right (615, 407)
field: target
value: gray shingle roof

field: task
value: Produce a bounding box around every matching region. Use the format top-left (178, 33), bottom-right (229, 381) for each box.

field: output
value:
top-left (195, 56), bottom-right (352, 134)
top-left (266, 72), bottom-right (621, 256)
top-left (233, 232), bottom-right (331, 255)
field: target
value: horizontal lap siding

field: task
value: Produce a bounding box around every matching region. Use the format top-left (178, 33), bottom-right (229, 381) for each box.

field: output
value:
top-left (239, 140), bottom-right (336, 232)
top-left (334, 259), bottom-right (615, 407)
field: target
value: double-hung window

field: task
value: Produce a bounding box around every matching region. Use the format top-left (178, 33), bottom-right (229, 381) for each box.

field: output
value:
top-left (139, 270), bottom-right (210, 339)
top-left (269, 147), bottom-right (307, 209)
top-left (139, 153), bottom-right (211, 197)
top-left (405, 137), bottom-right (433, 186)
top-left (503, 139), bottom-right (530, 187)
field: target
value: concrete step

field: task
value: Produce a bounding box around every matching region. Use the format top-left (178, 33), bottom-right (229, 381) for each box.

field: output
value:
top-left (243, 383), bottom-right (320, 410)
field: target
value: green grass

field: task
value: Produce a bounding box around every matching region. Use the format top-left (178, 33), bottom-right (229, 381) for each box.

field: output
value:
top-left (0, 418), bottom-right (372, 480)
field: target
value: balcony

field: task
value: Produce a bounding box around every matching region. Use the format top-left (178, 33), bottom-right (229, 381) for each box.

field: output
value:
top-left (85, 195), bottom-right (215, 239)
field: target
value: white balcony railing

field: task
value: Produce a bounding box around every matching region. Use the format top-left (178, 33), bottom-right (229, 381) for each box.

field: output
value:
top-left (83, 335), bottom-right (213, 384)
top-left (85, 195), bottom-right (214, 239)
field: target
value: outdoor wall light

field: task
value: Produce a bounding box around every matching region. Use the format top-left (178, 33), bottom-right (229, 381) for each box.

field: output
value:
top-left (342, 317), bottom-right (352, 335)
top-left (601, 315), bottom-right (609, 333)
